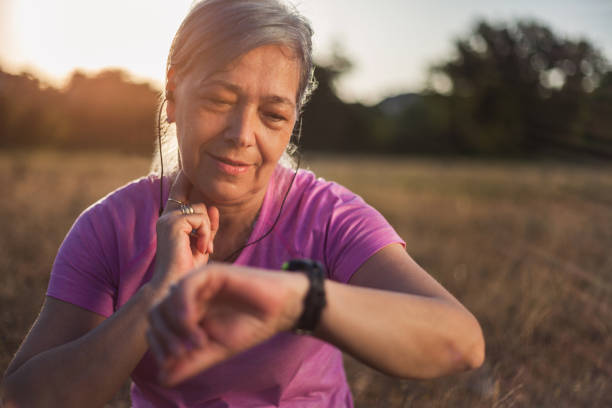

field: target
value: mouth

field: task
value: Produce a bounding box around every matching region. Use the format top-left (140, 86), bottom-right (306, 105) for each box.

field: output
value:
top-left (208, 153), bottom-right (252, 175)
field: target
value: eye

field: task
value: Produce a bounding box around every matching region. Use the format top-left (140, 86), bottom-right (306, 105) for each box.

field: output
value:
top-left (205, 97), bottom-right (232, 106)
top-left (264, 111), bottom-right (288, 122)
top-left (199, 94), bottom-right (235, 112)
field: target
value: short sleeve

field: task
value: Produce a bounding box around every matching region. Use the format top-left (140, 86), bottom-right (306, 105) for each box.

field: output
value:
top-left (323, 185), bottom-right (405, 283)
top-left (46, 202), bottom-right (118, 317)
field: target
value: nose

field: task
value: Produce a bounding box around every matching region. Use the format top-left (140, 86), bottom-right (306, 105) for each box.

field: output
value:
top-left (224, 105), bottom-right (257, 147)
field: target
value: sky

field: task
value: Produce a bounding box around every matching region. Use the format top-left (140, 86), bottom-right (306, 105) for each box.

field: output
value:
top-left (1, 0), bottom-right (611, 104)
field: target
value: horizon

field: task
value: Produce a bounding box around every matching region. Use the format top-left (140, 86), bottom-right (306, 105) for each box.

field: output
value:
top-left (1, 0), bottom-right (611, 105)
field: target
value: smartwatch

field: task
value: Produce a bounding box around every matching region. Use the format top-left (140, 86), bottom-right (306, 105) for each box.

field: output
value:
top-left (282, 259), bottom-right (327, 335)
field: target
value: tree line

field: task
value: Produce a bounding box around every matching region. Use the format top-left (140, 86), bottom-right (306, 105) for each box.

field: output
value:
top-left (0, 69), bottom-right (158, 153)
top-left (1, 19), bottom-right (611, 158)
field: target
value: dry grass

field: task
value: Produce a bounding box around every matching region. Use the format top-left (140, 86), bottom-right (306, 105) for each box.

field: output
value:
top-left (1, 150), bottom-right (611, 407)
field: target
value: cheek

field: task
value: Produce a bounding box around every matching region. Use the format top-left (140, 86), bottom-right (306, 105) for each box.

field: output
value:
top-left (259, 132), bottom-right (291, 164)
top-left (178, 109), bottom-right (225, 147)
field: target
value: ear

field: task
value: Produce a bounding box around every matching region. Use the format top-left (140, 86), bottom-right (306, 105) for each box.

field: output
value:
top-left (166, 67), bottom-right (177, 123)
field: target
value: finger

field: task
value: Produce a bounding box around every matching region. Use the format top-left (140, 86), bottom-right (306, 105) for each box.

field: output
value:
top-left (148, 305), bottom-right (187, 359)
top-left (177, 203), bottom-right (210, 229)
top-left (162, 342), bottom-right (227, 387)
top-left (160, 283), bottom-right (202, 343)
top-left (180, 203), bottom-right (212, 255)
top-left (187, 202), bottom-right (208, 217)
top-left (166, 170), bottom-right (193, 211)
top-left (147, 329), bottom-right (170, 367)
top-left (183, 214), bottom-right (210, 256)
top-left (196, 231), bottom-right (207, 256)
top-left (170, 211), bottom-right (210, 239)
top-left (162, 213), bottom-right (207, 259)
top-left (166, 272), bottom-right (215, 347)
top-left (207, 206), bottom-right (219, 254)
top-left (191, 266), bottom-right (224, 306)
top-left (188, 202), bottom-right (211, 237)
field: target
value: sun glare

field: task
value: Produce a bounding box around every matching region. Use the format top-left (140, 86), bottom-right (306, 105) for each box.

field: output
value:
top-left (5, 0), bottom-right (193, 88)
top-left (1, 0), bottom-right (610, 102)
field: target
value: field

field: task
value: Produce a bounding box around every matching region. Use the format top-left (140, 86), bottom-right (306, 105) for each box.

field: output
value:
top-left (1, 150), bottom-right (611, 407)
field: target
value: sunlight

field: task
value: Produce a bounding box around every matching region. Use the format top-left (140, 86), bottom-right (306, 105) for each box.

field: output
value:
top-left (8, 0), bottom-right (192, 87)
top-left (1, 0), bottom-right (610, 102)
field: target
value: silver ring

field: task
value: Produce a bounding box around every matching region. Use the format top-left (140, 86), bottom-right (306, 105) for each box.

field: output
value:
top-left (180, 204), bottom-right (195, 216)
top-left (168, 198), bottom-right (194, 215)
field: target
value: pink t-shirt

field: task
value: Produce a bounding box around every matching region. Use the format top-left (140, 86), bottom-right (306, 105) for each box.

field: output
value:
top-left (47, 165), bottom-right (405, 407)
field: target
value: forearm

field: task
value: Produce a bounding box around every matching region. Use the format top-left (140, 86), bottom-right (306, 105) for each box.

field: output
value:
top-left (3, 283), bottom-right (162, 408)
top-left (314, 280), bottom-right (485, 379)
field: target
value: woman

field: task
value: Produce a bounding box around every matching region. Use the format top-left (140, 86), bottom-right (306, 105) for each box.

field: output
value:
top-left (1, 0), bottom-right (484, 406)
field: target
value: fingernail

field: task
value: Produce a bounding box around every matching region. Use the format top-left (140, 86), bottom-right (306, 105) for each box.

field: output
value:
top-left (208, 241), bottom-right (214, 254)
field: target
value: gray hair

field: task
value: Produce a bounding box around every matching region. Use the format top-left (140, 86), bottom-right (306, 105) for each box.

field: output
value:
top-left (151, 0), bottom-right (316, 175)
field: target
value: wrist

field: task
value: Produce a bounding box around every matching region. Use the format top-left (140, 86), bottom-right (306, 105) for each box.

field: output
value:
top-left (140, 280), bottom-right (170, 305)
top-left (280, 272), bottom-right (309, 331)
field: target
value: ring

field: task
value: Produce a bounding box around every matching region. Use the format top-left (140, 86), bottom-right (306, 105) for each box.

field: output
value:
top-left (180, 204), bottom-right (195, 215)
top-left (168, 197), bottom-right (195, 215)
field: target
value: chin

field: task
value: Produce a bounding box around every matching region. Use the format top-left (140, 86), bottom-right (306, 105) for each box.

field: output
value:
top-left (199, 179), bottom-right (254, 205)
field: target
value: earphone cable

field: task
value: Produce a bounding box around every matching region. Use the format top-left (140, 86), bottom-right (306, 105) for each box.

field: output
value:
top-left (158, 99), bottom-right (166, 217)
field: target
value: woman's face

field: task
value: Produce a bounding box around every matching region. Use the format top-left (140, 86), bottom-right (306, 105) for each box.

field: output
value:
top-left (168, 45), bottom-right (300, 205)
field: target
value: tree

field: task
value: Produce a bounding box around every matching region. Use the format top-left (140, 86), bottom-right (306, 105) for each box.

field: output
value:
top-left (429, 20), bottom-right (610, 155)
top-left (0, 67), bottom-right (159, 153)
top-left (62, 69), bottom-right (159, 152)
top-left (300, 51), bottom-right (387, 153)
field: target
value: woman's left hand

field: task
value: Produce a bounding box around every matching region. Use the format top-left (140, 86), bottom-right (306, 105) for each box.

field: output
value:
top-left (146, 264), bottom-right (308, 386)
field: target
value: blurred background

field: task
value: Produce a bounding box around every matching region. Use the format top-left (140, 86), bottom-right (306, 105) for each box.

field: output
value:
top-left (1, 0), bottom-right (611, 407)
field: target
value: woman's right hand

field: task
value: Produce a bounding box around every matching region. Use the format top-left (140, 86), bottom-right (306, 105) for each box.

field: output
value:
top-left (151, 171), bottom-right (219, 292)
top-left (147, 264), bottom-right (308, 386)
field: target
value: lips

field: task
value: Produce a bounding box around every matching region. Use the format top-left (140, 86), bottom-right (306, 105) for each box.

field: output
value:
top-left (208, 153), bottom-right (252, 175)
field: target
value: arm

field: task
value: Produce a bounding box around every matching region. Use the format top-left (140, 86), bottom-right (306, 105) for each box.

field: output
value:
top-left (146, 246), bottom-right (484, 385)
top-left (316, 243), bottom-right (485, 379)
top-left (1, 287), bottom-right (160, 408)
top-left (2, 172), bottom-right (219, 407)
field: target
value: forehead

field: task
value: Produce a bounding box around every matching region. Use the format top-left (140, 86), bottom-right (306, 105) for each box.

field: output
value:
top-left (186, 45), bottom-right (301, 103)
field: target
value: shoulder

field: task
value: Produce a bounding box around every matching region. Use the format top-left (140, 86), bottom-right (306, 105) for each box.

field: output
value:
top-left (289, 167), bottom-right (365, 210)
top-left (58, 174), bottom-right (161, 275)
top-left (273, 165), bottom-right (387, 241)
top-left (80, 175), bottom-right (160, 224)
top-left (71, 174), bottom-right (161, 246)
top-left (271, 165), bottom-right (372, 229)
top-left (272, 166), bottom-right (403, 282)
top-left (88, 174), bottom-right (160, 214)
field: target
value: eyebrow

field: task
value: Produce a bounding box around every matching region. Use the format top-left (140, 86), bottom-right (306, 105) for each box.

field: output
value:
top-left (199, 79), bottom-right (296, 108)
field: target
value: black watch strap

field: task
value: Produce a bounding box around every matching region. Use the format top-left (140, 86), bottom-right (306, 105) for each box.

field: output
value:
top-left (282, 259), bottom-right (327, 334)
